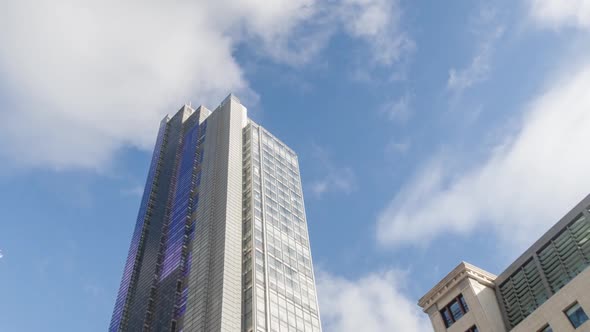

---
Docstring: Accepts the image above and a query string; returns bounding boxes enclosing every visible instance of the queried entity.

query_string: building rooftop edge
[160,94,299,157]
[417,261,497,311]
[495,193,590,285]
[162,93,239,122]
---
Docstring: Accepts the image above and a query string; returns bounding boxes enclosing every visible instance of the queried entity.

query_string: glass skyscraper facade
[241,123,321,332]
[109,95,322,332]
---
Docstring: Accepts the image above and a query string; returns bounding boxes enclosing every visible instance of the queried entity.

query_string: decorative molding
[418,262,497,311]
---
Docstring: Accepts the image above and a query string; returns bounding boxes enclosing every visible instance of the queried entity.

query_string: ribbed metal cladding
[499,259,549,328]
[497,201,590,329]
[183,96,244,331]
[537,213,590,293]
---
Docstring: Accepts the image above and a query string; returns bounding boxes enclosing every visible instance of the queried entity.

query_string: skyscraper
[110,95,322,332]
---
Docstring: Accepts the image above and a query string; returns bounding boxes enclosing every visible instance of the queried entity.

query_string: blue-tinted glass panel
[460,294,469,312]
[109,118,167,332]
[450,300,464,321]
[566,303,589,328]
[440,308,453,328]
[440,294,469,328]
[160,123,201,281]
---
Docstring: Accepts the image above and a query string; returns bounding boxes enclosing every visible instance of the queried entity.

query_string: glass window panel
[440,308,453,328]
[450,300,464,321]
[459,295,469,312]
[566,303,589,328]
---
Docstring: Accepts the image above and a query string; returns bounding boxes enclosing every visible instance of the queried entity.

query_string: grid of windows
[440,294,469,328]
[499,258,549,328]
[242,124,256,332]
[243,123,321,332]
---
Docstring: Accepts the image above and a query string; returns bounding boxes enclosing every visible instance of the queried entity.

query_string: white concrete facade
[184,95,244,331]
[419,262,506,332]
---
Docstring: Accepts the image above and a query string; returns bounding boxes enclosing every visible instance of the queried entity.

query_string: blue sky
[1,0,590,331]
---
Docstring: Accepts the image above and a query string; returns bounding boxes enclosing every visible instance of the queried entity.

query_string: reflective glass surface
[566,303,589,328]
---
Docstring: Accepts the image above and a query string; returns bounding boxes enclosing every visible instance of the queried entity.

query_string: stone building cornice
[418,262,497,312]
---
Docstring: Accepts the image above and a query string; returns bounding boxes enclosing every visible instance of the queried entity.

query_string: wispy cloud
[317,268,430,332]
[120,185,144,198]
[337,0,414,66]
[527,0,590,30]
[309,144,356,198]
[0,249,3,259]
[310,168,356,197]
[381,93,413,123]
[385,139,411,154]
[447,7,505,95]
[377,60,590,251]
[0,0,412,171]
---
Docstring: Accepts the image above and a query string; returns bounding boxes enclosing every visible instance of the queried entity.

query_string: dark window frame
[537,324,553,332]
[465,325,478,332]
[440,293,469,328]
[564,302,589,329]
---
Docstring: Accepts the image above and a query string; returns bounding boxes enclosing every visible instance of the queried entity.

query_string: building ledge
[418,261,497,311]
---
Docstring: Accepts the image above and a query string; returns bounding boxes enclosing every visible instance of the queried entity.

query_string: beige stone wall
[426,277,506,332]
[469,279,506,332]
[510,267,590,332]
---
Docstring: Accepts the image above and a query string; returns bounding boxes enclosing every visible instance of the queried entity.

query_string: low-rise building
[418,194,590,332]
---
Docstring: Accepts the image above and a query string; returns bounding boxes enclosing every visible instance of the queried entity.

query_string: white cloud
[0,249,3,259]
[337,0,414,66]
[0,0,248,169]
[317,269,430,332]
[0,0,411,170]
[381,93,412,123]
[309,145,356,198]
[528,0,590,29]
[447,8,504,94]
[310,167,356,197]
[378,61,590,251]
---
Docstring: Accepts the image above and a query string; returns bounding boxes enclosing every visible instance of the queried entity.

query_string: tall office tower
[109,95,322,332]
